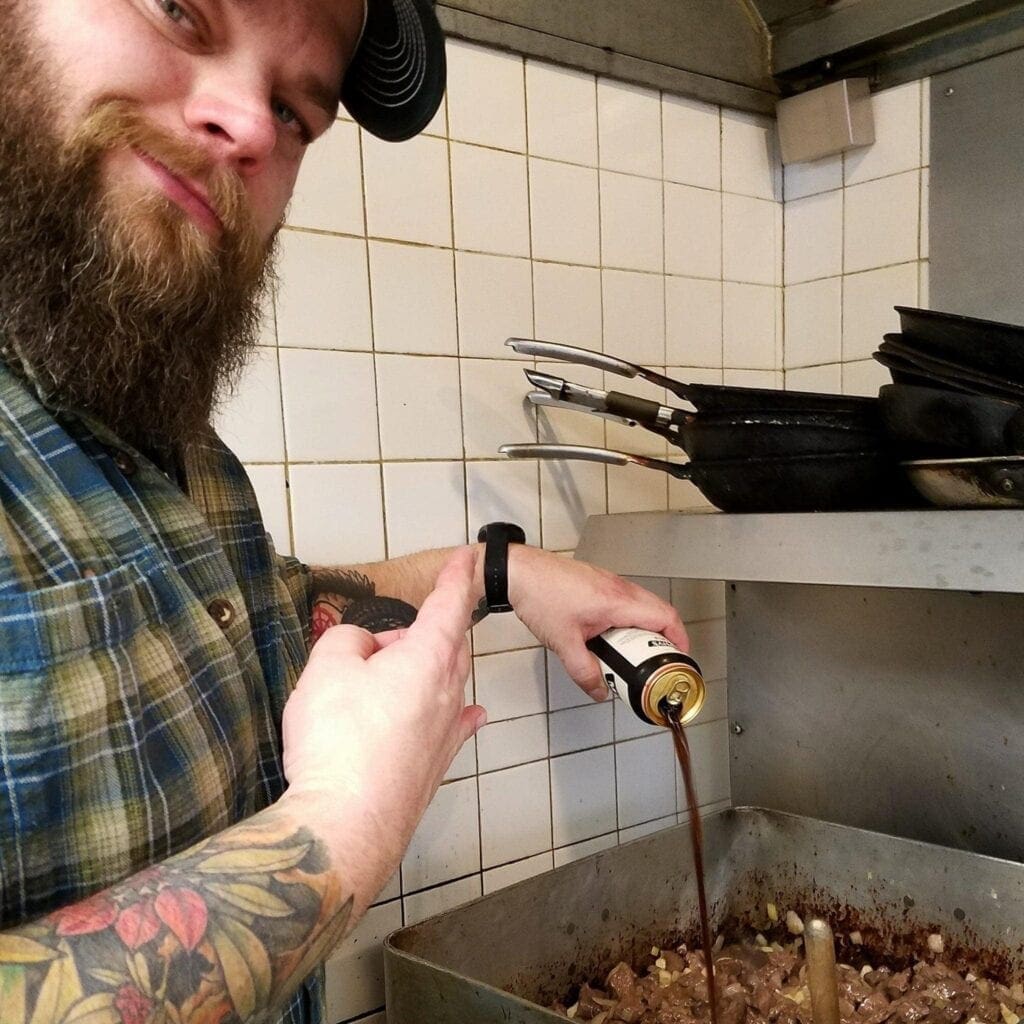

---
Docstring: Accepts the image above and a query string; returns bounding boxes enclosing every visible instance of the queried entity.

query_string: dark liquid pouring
[667,708,719,1024]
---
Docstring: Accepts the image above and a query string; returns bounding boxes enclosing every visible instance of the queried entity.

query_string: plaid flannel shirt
[0,361,322,1024]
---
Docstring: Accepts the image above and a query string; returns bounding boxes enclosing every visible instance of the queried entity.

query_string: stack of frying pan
[500,339,921,513]
[874,307,1024,508]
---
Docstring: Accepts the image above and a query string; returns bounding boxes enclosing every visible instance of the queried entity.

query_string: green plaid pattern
[0,362,322,1024]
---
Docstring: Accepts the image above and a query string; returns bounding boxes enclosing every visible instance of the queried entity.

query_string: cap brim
[341,0,446,143]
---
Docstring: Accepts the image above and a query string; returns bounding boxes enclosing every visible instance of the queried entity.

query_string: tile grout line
[592,75,622,839]
[266,292,298,558]
[521,53,563,865]
[357,129,391,571]
[443,85,489,907]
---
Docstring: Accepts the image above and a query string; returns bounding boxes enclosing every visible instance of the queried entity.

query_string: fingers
[407,546,478,652]
[307,623,379,665]
[372,628,409,649]
[557,642,611,703]
[608,591,690,653]
[661,619,689,652]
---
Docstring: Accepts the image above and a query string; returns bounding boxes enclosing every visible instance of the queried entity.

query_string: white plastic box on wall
[777,79,875,165]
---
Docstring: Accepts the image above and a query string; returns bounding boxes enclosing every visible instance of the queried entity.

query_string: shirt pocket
[0,562,147,673]
[0,562,258,924]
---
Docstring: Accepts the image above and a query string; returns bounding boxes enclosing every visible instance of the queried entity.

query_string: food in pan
[551,912,1023,1024]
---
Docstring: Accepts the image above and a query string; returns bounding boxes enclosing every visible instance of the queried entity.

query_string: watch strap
[476,521,525,614]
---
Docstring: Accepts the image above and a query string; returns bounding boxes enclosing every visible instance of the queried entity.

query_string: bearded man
[0,2,690,1022]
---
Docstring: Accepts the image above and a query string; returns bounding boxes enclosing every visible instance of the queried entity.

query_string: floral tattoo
[0,815,351,1024]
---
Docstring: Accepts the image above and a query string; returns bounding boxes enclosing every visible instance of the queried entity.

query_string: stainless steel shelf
[575,509,1024,593]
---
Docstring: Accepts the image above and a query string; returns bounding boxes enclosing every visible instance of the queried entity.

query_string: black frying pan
[507,338,877,416]
[500,444,921,513]
[526,373,885,460]
[903,456,1024,508]
[897,306,1024,382]
[873,347,1023,400]
[881,335,1024,399]
[679,410,888,461]
[880,384,1024,455]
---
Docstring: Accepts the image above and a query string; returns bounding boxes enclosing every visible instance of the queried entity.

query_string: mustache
[62,99,255,241]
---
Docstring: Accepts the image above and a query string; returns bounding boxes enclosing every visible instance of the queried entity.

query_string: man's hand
[280,546,486,913]
[506,546,689,703]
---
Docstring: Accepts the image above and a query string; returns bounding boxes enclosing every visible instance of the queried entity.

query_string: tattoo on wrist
[470,596,489,626]
[311,569,377,644]
[1,814,351,1024]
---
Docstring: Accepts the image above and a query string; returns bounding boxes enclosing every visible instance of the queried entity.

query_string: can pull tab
[660,689,686,716]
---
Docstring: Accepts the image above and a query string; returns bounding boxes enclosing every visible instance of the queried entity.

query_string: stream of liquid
[668,708,719,1024]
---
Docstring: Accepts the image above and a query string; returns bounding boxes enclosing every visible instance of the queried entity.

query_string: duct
[436,0,778,116]
[437,0,1024,118]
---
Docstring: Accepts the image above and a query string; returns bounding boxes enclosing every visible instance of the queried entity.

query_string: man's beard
[0,14,276,453]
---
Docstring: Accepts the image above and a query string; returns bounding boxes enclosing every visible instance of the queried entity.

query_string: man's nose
[183,76,278,175]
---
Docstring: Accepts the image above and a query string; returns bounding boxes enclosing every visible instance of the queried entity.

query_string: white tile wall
[215,39,946,1024]
[782,79,930,394]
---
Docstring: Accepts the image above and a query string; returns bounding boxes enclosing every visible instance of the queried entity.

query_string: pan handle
[507,338,642,378]
[499,443,693,480]
[508,337,696,403]
[527,392,637,426]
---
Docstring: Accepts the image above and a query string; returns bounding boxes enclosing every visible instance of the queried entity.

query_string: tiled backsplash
[782,79,930,396]
[214,35,927,1022]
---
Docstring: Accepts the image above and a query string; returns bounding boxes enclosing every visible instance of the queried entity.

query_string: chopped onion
[767,902,779,923]
[927,933,945,954]
[786,910,805,935]
[1001,1004,1021,1024]
[849,931,863,945]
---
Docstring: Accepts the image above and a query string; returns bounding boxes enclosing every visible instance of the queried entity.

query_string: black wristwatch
[476,522,526,614]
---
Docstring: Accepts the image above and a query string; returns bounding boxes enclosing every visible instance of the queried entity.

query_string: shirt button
[112,450,137,476]
[208,599,236,629]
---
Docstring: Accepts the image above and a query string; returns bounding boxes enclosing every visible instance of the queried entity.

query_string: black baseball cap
[341,0,447,143]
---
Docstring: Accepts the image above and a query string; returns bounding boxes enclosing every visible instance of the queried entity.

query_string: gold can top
[643,664,706,728]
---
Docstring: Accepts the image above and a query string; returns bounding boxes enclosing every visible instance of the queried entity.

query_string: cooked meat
[553,926,1022,1024]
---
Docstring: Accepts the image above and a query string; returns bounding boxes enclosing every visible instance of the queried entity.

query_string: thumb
[458,704,488,744]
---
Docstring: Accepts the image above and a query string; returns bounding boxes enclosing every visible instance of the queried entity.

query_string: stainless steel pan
[385,808,1024,1024]
[903,456,1024,508]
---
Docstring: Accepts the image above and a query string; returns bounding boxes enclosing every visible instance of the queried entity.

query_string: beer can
[586,627,705,727]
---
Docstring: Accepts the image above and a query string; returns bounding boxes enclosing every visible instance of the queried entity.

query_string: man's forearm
[0,799,354,1024]
[311,546,489,638]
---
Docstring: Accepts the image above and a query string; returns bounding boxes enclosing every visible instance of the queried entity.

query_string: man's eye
[158,0,193,24]
[273,100,309,139]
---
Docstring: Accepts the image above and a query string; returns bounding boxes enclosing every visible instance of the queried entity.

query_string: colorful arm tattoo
[309,569,420,641]
[310,568,376,643]
[0,812,351,1024]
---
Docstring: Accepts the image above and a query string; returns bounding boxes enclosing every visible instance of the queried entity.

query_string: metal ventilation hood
[438,0,1024,116]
